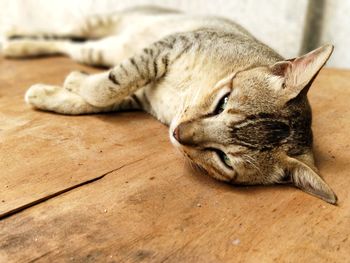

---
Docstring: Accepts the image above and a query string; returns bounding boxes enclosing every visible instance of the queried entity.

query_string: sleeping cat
[2,6,337,204]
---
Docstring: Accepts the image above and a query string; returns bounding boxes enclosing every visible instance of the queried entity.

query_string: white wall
[0,0,348,68]
[321,0,350,69]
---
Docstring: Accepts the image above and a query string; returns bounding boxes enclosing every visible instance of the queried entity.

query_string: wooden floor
[0,57,349,262]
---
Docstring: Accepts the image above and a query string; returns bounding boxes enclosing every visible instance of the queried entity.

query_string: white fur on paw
[63,71,88,94]
[25,83,97,115]
[25,84,61,107]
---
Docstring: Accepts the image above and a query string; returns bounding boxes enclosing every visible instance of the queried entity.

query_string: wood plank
[0,58,349,262]
[0,57,170,218]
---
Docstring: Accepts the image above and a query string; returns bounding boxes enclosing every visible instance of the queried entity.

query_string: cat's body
[4,6,277,123]
[2,6,337,204]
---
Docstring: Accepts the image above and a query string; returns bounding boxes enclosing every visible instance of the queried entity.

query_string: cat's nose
[173,120,229,146]
[173,126,180,141]
[172,122,196,145]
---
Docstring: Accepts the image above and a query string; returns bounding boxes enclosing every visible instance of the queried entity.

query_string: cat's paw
[25,84,61,108]
[25,83,99,115]
[63,71,89,94]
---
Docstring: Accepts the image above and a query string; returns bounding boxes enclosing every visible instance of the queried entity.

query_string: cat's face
[170,45,338,204]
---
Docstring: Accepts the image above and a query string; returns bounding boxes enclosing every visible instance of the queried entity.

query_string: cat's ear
[270,44,334,101]
[281,155,338,204]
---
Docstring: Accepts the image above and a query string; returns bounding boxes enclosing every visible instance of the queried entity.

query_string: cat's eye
[214,93,230,115]
[217,150,233,168]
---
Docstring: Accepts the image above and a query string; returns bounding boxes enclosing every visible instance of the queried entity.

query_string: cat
[2,6,337,204]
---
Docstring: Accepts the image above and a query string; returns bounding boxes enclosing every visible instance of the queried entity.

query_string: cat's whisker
[184,156,207,175]
[191,85,203,106]
[242,154,262,176]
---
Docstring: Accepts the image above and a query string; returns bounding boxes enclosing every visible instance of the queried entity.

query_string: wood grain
[0,57,349,262]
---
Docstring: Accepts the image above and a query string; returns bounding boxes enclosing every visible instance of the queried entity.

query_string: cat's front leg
[61,31,199,108]
[25,33,192,114]
[61,38,173,107]
[25,83,144,115]
[25,66,142,114]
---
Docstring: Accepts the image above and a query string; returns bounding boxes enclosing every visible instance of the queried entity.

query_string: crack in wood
[27,249,57,263]
[0,157,146,220]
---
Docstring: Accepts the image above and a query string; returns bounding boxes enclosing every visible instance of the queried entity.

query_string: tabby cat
[2,6,337,204]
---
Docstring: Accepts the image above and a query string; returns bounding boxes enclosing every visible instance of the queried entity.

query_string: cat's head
[170,45,337,204]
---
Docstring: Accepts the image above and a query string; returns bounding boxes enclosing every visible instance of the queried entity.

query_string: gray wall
[0,0,349,68]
